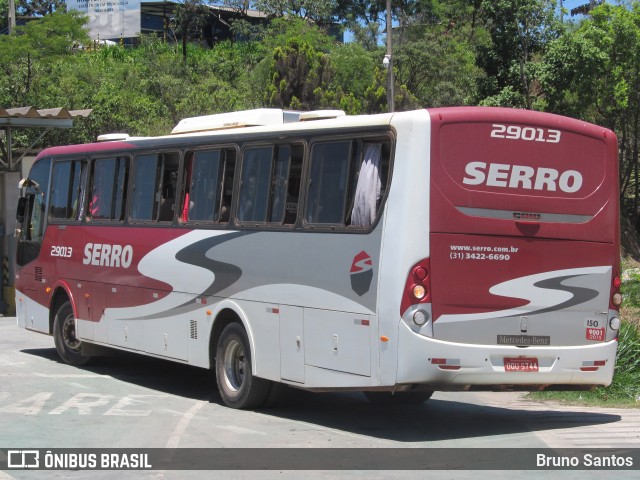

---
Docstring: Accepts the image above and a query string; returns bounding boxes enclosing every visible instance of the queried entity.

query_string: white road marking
[215,425,268,435]
[165,400,208,448]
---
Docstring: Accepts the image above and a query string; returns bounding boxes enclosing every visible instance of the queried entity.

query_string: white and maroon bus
[15,107,621,408]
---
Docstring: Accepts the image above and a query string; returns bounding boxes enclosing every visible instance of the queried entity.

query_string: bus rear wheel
[364,390,433,405]
[215,322,270,409]
[53,300,91,366]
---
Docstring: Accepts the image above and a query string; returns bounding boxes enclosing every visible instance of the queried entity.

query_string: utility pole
[8,0,16,34]
[385,0,394,112]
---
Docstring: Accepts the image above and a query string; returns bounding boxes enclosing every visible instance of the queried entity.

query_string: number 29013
[51,246,73,258]
[491,124,561,143]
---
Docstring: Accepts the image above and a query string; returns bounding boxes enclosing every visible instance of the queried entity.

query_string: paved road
[0,316,638,479]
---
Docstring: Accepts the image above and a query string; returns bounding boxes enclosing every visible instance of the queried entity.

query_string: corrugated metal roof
[0,107,93,171]
[0,107,92,127]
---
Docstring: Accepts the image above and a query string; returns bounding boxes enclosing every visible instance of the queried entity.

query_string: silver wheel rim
[62,313,80,351]
[223,338,245,393]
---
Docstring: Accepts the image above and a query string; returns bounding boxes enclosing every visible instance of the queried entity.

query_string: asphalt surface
[0,316,638,479]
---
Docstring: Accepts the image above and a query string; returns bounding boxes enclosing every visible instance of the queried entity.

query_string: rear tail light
[400,259,431,316]
[612,293,622,307]
[611,274,622,309]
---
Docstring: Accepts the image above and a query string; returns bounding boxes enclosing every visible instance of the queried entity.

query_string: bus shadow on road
[23,346,623,443]
[22,346,218,402]
[260,390,623,442]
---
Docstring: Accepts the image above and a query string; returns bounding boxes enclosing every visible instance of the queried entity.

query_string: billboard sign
[67,0,141,40]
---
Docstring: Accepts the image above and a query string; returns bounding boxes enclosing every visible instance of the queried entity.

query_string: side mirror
[16,197,27,223]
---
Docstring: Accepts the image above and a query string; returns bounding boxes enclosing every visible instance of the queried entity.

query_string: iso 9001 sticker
[586,327,605,341]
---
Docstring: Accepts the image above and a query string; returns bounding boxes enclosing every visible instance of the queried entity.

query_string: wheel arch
[208,301,256,370]
[49,281,75,334]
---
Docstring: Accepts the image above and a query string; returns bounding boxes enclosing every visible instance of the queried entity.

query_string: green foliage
[266,36,333,110]
[0,0,8,32]
[329,42,375,99]
[539,4,640,224]
[173,0,210,62]
[253,0,337,26]
[395,24,482,107]
[622,267,640,308]
[476,0,560,108]
[262,16,336,53]
[16,0,65,16]
[616,320,640,377]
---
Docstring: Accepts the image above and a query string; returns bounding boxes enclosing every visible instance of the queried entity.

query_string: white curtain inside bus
[350,143,382,227]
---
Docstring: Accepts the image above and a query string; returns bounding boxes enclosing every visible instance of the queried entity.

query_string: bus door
[15,158,52,333]
[428,108,619,348]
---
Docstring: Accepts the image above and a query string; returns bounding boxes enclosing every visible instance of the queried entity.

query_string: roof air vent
[298,110,346,121]
[171,108,285,134]
[97,133,130,142]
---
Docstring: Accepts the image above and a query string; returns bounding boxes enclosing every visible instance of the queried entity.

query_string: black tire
[364,390,433,405]
[53,300,91,366]
[215,322,270,409]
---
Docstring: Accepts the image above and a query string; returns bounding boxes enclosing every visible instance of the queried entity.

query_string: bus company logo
[462,161,583,193]
[350,251,373,296]
[83,243,133,269]
[8,450,39,468]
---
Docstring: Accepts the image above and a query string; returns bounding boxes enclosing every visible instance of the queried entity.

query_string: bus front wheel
[53,301,91,366]
[215,322,270,409]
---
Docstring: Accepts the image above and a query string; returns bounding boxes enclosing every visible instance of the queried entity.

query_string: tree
[253,0,338,26]
[0,11,89,105]
[266,36,333,109]
[476,0,559,108]
[0,0,8,32]
[16,0,65,16]
[173,0,210,62]
[539,3,640,226]
[395,25,482,108]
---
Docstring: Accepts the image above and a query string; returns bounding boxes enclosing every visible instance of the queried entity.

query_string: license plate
[504,357,538,372]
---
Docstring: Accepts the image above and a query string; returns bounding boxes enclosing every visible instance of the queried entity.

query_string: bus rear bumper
[396,322,617,389]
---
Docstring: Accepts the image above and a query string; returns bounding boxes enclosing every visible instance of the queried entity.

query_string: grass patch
[527,258,640,408]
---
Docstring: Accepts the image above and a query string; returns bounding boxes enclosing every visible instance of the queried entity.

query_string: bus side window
[49,159,87,221]
[182,149,224,223]
[114,157,129,221]
[131,154,159,221]
[305,141,351,225]
[130,152,178,222]
[283,145,303,225]
[158,153,179,222]
[269,144,302,225]
[89,156,128,222]
[238,146,272,223]
[219,150,235,223]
